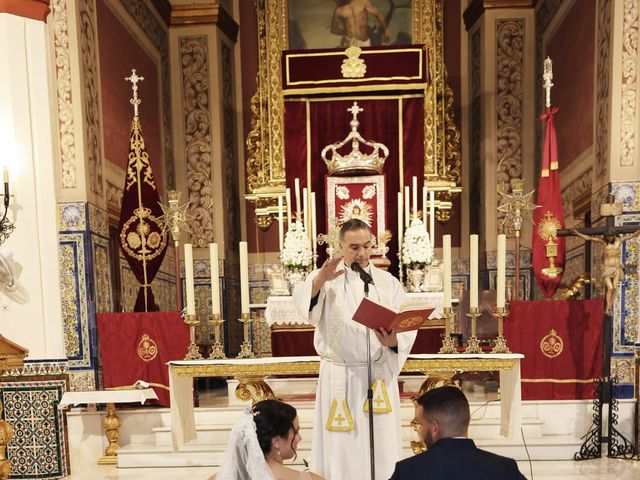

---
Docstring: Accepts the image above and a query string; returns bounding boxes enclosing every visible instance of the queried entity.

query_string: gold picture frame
[245,0,461,229]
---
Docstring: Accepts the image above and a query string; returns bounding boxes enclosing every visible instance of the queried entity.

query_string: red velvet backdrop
[505,300,604,400]
[285,97,424,274]
[97,312,189,406]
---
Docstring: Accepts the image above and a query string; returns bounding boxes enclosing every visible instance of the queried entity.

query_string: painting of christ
[288,0,413,50]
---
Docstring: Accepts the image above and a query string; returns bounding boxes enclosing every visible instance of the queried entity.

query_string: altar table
[266,292,452,356]
[59,388,158,464]
[168,353,523,450]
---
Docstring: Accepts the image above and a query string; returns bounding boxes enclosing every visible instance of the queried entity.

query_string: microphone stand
[363,278,375,480]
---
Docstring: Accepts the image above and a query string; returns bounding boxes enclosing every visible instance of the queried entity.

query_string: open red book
[352,297,436,333]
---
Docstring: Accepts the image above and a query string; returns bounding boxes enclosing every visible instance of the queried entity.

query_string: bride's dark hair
[252,399,298,459]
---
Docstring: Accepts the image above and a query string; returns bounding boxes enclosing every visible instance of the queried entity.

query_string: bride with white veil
[217,400,324,480]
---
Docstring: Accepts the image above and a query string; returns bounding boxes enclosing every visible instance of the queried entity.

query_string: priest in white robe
[293,219,417,480]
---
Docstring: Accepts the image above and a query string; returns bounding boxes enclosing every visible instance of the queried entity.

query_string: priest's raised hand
[311,256,344,298]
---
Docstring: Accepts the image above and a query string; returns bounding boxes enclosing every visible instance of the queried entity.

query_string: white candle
[429,191,435,243]
[497,234,506,308]
[277,195,284,252]
[285,188,292,227]
[294,178,301,223]
[184,244,196,315]
[303,187,308,233]
[404,186,410,225]
[397,192,404,249]
[311,192,317,262]
[412,176,417,217]
[470,234,479,309]
[443,234,452,308]
[239,241,250,314]
[422,185,427,227]
[210,243,220,316]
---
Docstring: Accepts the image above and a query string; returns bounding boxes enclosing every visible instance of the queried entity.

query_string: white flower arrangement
[281,221,313,270]
[402,218,433,268]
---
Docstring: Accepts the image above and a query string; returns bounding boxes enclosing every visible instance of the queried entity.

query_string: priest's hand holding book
[353,297,436,338]
[374,326,398,348]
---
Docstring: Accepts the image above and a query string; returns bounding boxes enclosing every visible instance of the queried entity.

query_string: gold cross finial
[543,57,553,108]
[125,69,144,117]
[348,102,363,120]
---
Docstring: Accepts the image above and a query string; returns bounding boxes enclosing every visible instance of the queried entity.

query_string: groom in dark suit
[389,386,526,480]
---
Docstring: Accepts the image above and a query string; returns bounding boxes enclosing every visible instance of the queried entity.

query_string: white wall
[0,13,65,359]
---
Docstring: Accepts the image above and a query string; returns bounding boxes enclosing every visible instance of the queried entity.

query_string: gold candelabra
[237,313,254,358]
[183,314,203,360]
[491,306,511,353]
[464,307,482,354]
[438,307,457,354]
[210,313,226,359]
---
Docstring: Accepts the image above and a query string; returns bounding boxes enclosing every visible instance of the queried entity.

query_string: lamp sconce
[0,166,14,246]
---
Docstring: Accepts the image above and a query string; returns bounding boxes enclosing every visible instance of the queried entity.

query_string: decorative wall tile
[611,357,635,384]
[616,212,640,353]
[68,370,96,391]
[58,203,86,232]
[59,234,92,369]
[0,360,68,378]
[0,376,69,478]
[612,180,640,212]
[92,234,112,313]
[87,202,108,237]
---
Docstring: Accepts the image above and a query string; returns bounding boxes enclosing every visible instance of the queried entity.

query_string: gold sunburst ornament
[339,199,372,226]
[538,211,563,278]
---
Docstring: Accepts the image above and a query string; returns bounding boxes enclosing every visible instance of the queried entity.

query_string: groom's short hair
[339,218,371,241]
[417,386,470,437]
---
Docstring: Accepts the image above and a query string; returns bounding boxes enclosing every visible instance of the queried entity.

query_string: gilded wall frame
[246,0,461,227]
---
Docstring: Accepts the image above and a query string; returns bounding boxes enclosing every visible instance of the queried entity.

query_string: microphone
[351,261,374,285]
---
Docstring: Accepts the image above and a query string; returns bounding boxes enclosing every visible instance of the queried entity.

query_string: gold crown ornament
[321,102,388,176]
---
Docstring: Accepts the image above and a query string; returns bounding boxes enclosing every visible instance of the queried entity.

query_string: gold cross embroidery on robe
[326,399,355,432]
[363,380,392,414]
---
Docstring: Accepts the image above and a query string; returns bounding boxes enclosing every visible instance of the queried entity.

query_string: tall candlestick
[470,234,479,309]
[422,185,427,227]
[3,166,8,198]
[429,191,435,243]
[210,243,220,316]
[239,241,250,314]
[404,186,410,225]
[443,234,452,308]
[303,187,308,233]
[184,244,196,315]
[285,188,292,227]
[277,196,284,252]
[497,234,506,308]
[294,178,301,222]
[397,192,404,249]
[311,192,317,262]
[412,176,417,217]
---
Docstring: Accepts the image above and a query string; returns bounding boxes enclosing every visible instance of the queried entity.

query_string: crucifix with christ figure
[557,195,640,318]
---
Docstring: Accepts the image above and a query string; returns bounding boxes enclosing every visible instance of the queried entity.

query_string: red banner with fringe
[97,312,188,406]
